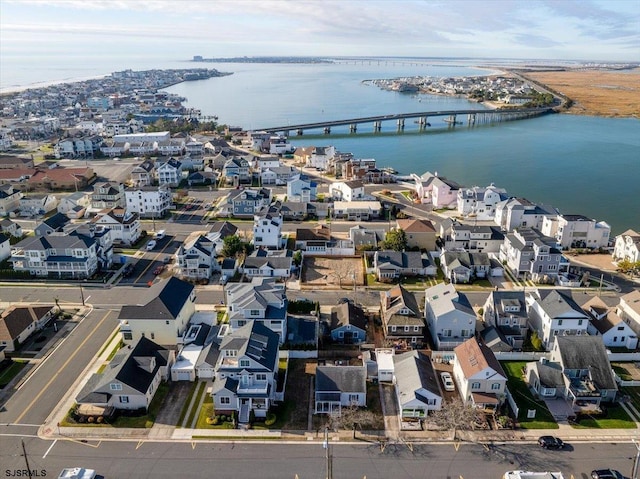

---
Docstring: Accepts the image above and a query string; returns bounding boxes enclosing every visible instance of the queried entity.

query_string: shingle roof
[331,302,367,331]
[118,277,194,320]
[0,305,53,342]
[315,365,366,393]
[555,335,617,390]
[393,350,442,400]
[454,337,506,380]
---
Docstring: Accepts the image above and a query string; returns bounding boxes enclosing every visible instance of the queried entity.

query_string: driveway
[379,382,400,441]
[154,381,193,427]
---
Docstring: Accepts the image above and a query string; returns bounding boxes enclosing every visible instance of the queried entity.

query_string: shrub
[264,413,277,426]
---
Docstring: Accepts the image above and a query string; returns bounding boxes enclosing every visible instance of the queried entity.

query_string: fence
[505,386,519,419]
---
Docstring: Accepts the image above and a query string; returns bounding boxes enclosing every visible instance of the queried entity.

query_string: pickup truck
[58,468,96,479]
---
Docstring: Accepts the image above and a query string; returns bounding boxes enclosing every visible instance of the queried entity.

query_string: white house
[0,233,10,262]
[499,227,568,281]
[307,145,335,170]
[57,191,90,217]
[453,337,507,410]
[252,211,284,249]
[541,214,611,250]
[118,277,196,347]
[583,296,638,349]
[613,229,640,263]
[457,184,507,220]
[156,158,183,187]
[91,208,141,245]
[287,174,317,202]
[526,289,590,349]
[616,290,640,337]
[0,184,23,216]
[175,232,218,280]
[332,201,381,221]
[330,180,365,202]
[394,350,443,419]
[494,197,558,232]
[241,249,292,280]
[424,283,476,350]
[125,185,173,218]
[0,305,54,352]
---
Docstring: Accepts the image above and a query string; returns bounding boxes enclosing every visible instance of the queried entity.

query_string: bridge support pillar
[468,114,476,124]
[323,127,331,134]
[397,119,404,130]
[350,124,357,133]
[296,129,304,136]
[373,121,381,132]
[283,130,290,137]
[418,117,430,130]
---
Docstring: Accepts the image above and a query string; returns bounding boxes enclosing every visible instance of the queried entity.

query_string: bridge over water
[256,107,553,135]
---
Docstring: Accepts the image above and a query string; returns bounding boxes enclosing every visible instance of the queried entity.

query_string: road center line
[14,310,113,424]
[43,439,57,458]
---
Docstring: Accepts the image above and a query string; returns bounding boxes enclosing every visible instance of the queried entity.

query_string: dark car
[122,263,134,278]
[591,470,624,479]
[537,435,564,449]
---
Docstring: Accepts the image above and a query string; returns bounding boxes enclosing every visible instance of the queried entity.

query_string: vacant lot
[526,69,640,118]
[302,256,365,287]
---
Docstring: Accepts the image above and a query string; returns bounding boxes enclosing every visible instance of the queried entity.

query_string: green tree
[530,330,543,351]
[221,235,247,258]
[383,228,407,252]
[292,250,302,267]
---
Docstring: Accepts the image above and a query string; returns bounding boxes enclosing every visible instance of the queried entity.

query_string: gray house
[227,188,271,217]
[314,365,367,415]
[380,284,425,347]
[374,250,437,281]
[482,291,529,350]
[394,350,443,420]
[330,302,367,344]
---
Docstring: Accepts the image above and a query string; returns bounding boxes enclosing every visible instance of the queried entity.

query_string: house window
[250,310,260,316]
[348,394,359,403]
[122,332,133,341]
[471,382,481,390]
[150,332,155,340]
[404,326,410,332]
[240,359,250,368]
[558,319,563,326]
[391,325,397,332]
[110,383,122,391]
[491,383,501,390]
[414,326,420,332]
[220,397,230,405]
[578,320,583,326]
[338,331,344,338]
[119,396,129,403]
[256,373,267,381]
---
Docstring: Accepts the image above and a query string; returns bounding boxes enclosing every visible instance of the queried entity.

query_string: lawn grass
[105,339,124,361]
[177,381,200,427]
[97,329,121,357]
[571,405,637,429]
[612,364,633,381]
[184,382,207,428]
[195,395,234,429]
[110,381,171,428]
[622,386,640,413]
[500,361,558,430]
[0,361,27,387]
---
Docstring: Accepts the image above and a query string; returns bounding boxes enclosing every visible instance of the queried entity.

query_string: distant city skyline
[1,0,639,68]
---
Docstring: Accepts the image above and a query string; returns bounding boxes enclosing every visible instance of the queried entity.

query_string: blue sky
[1,0,639,62]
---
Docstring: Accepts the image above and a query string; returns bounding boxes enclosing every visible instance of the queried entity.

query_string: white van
[155,230,166,240]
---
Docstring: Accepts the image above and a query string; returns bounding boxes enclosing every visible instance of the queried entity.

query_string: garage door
[174,370,193,381]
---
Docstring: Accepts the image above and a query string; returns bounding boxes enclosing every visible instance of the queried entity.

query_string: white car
[440,372,455,392]
[58,468,96,479]
[146,240,157,251]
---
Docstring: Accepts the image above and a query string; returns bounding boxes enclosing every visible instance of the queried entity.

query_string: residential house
[293,146,314,166]
[125,185,172,218]
[412,171,437,204]
[91,208,141,245]
[20,194,58,216]
[424,283,476,350]
[613,229,640,263]
[225,277,288,343]
[222,157,251,185]
[349,225,385,251]
[394,350,443,419]
[525,336,618,415]
[380,284,424,347]
[267,135,294,155]
[583,296,638,349]
[118,277,196,347]
[34,212,70,237]
[75,337,173,415]
[91,182,126,210]
[57,191,90,218]
[314,365,367,415]
[10,231,101,278]
[372,348,395,382]
[482,291,529,350]
[332,201,381,221]
[0,184,22,216]
[456,184,508,220]
[494,197,558,232]
[227,188,271,217]
[526,290,590,349]
[374,250,436,281]
[26,166,95,191]
[211,321,280,423]
[500,227,568,281]
[262,166,297,186]
[241,249,292,280]
[187,170,217,186]
[452,337,507,410]
[440,251,492,283]
[156,157,183,187]
[0,156,33,169]
[439,220,505,253]
[252,211,284,249]
[306,146,335,170]
[175,232,218,280]
[0,305,54,352]
[129,160,155,187]
[287,174,317,202]
[0,233,9,261]
[0,218,22,238]
[330,180,365,202]
[396,219,437,251]
[295,225,355,256]
[280,201,308,220]
[431,175,462,209]
[541,214,611,250]
[330,302,367,344]
[156,138,186,157]
[617,290,640,336]
[252,155,280,171]
[209,221,239,254]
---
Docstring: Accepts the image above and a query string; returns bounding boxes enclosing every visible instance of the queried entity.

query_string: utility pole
[323,427,332,479]
[80,285,85,306]
[21,439,33,479]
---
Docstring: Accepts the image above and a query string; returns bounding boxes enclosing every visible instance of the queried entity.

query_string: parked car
[440,372,455,391]
[537,436,565,449]
[146,240,157,251]
[591,470,624,479]
[122,263,134,278]
[153,265,164,275]
[57,468,96,479]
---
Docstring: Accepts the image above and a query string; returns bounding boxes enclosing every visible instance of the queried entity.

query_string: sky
[1,0,639,64]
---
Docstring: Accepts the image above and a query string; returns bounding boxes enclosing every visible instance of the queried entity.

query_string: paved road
[0,438,636,479]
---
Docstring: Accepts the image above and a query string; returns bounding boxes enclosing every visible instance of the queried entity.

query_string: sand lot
[526,69,640,118]
[302,256,365,287]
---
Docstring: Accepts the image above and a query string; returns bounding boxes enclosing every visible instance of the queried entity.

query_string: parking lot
[118,235,178,286]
